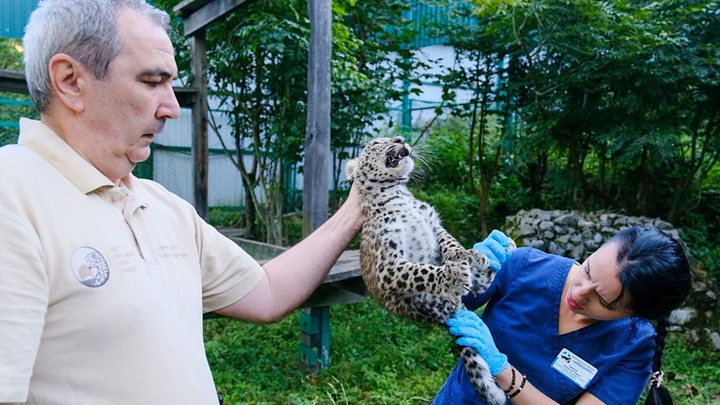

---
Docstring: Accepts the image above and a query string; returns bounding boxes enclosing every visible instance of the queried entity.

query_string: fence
[0,94,36,145]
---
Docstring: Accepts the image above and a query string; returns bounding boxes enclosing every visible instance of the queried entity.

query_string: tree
[154,0,424,244]
[431,1,514,236]
[441,0,720,224]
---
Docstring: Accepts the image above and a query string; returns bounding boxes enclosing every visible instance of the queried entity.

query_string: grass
[204,299,720,405]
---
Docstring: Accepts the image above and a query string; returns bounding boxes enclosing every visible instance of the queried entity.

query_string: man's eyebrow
[137,69,176,80]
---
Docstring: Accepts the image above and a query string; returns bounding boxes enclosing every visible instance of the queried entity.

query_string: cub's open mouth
[385,146,411,168]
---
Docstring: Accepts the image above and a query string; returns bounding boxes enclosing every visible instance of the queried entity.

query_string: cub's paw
[444,248,471,264]
[466,248,491,271]
[445,261,472,296]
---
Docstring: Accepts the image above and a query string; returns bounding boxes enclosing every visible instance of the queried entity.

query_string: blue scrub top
[433,248,656,405]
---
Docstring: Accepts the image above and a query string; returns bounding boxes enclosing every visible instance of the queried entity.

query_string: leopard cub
[346,136,505,405]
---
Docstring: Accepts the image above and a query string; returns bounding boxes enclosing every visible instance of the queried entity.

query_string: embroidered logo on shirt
[71,247,110,287]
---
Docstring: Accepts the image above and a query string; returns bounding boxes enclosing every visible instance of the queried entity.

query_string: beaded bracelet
[503,367,517,394]
[507,373,527,399]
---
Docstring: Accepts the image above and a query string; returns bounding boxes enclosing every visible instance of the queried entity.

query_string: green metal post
[299,306,331,372]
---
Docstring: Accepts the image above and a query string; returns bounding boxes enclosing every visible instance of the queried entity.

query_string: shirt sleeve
[0,215,48,402]
[193,214,265,313]
[585,320,656,405]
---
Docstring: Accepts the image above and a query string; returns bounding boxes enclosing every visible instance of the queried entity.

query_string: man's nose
[158,86,181,120]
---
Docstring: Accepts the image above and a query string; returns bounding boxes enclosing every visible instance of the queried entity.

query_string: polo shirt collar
[18,118,115,194]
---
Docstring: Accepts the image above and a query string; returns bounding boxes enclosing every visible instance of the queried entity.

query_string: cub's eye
[145,81,160,88]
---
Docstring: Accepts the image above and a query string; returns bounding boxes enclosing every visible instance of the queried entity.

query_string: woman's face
[566,242,632,321]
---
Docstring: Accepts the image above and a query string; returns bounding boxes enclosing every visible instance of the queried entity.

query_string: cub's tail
[459,346,506,405]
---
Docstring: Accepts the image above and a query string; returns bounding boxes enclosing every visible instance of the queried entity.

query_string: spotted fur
[346,136,506,405]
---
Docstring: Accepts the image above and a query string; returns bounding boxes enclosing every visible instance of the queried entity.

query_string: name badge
[551,348,598,389]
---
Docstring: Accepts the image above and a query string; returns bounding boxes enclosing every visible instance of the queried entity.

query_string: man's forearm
[215,188,363,323]
[261,192,363,313]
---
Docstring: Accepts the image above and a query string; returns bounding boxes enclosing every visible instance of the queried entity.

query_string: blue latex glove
[447,309,509,376]
[473,229,514,271]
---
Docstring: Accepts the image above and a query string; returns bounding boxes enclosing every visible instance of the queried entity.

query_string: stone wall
[504,209,679,261]
[503,209,719,351]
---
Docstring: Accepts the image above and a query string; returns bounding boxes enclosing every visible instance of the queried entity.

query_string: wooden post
[301,0,332,371]
[190,29,209,220]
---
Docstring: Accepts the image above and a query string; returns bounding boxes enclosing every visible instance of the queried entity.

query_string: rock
[522,238,545,249]
[706,290,716,302]
[584,240,599,250]
[539,221,554,231]
[518,225,536,237]
[548,241,564,256]
[555,213,580,227]
[669,308,696,326]
[710,331,720,351]
[570,245,585,260]
[577,219,595,229]
[655,220,674,230]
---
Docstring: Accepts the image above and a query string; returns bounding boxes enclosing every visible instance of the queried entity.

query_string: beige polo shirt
[0,119,264,404]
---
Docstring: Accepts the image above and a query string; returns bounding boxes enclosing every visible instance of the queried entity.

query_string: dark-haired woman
[433,226,692,405]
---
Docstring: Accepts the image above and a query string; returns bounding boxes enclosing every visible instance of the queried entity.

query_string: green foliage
[409,116,531,240]
[0,39,36,146]
[0,93,36,146]
[414,116,472,189]
[209,208,245,228]
[662,334,720,405]
[412,186,479,247]
[205,299,455,405]
[0,38,24,71]
[330,0,430,188]
[427,0,720,228]
[678,189,720,282]
[204,299,718,405]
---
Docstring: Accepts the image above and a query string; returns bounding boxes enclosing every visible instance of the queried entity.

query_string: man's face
[83,8,180,182]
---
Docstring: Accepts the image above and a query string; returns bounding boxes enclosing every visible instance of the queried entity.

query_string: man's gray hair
[22,0,170,113]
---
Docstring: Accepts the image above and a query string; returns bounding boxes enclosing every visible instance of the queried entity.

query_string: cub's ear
[345,158,358,181]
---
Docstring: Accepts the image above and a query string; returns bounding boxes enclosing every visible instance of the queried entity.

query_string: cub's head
[346,136,414,184]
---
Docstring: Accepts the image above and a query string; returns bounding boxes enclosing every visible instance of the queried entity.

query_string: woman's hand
[447,309,509,376]
[473,229,515,271]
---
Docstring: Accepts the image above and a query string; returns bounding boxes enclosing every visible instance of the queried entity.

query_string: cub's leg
[430,222,495,294]
[384,291,460,324]
[373,259,471,299]
[416,202,496,294]
[460,347,507,405]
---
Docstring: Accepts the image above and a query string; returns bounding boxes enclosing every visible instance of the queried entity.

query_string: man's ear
[47,53,88,113]
[345,158,358,181]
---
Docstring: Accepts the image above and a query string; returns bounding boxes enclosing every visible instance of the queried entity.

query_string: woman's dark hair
[607,226,693,405]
